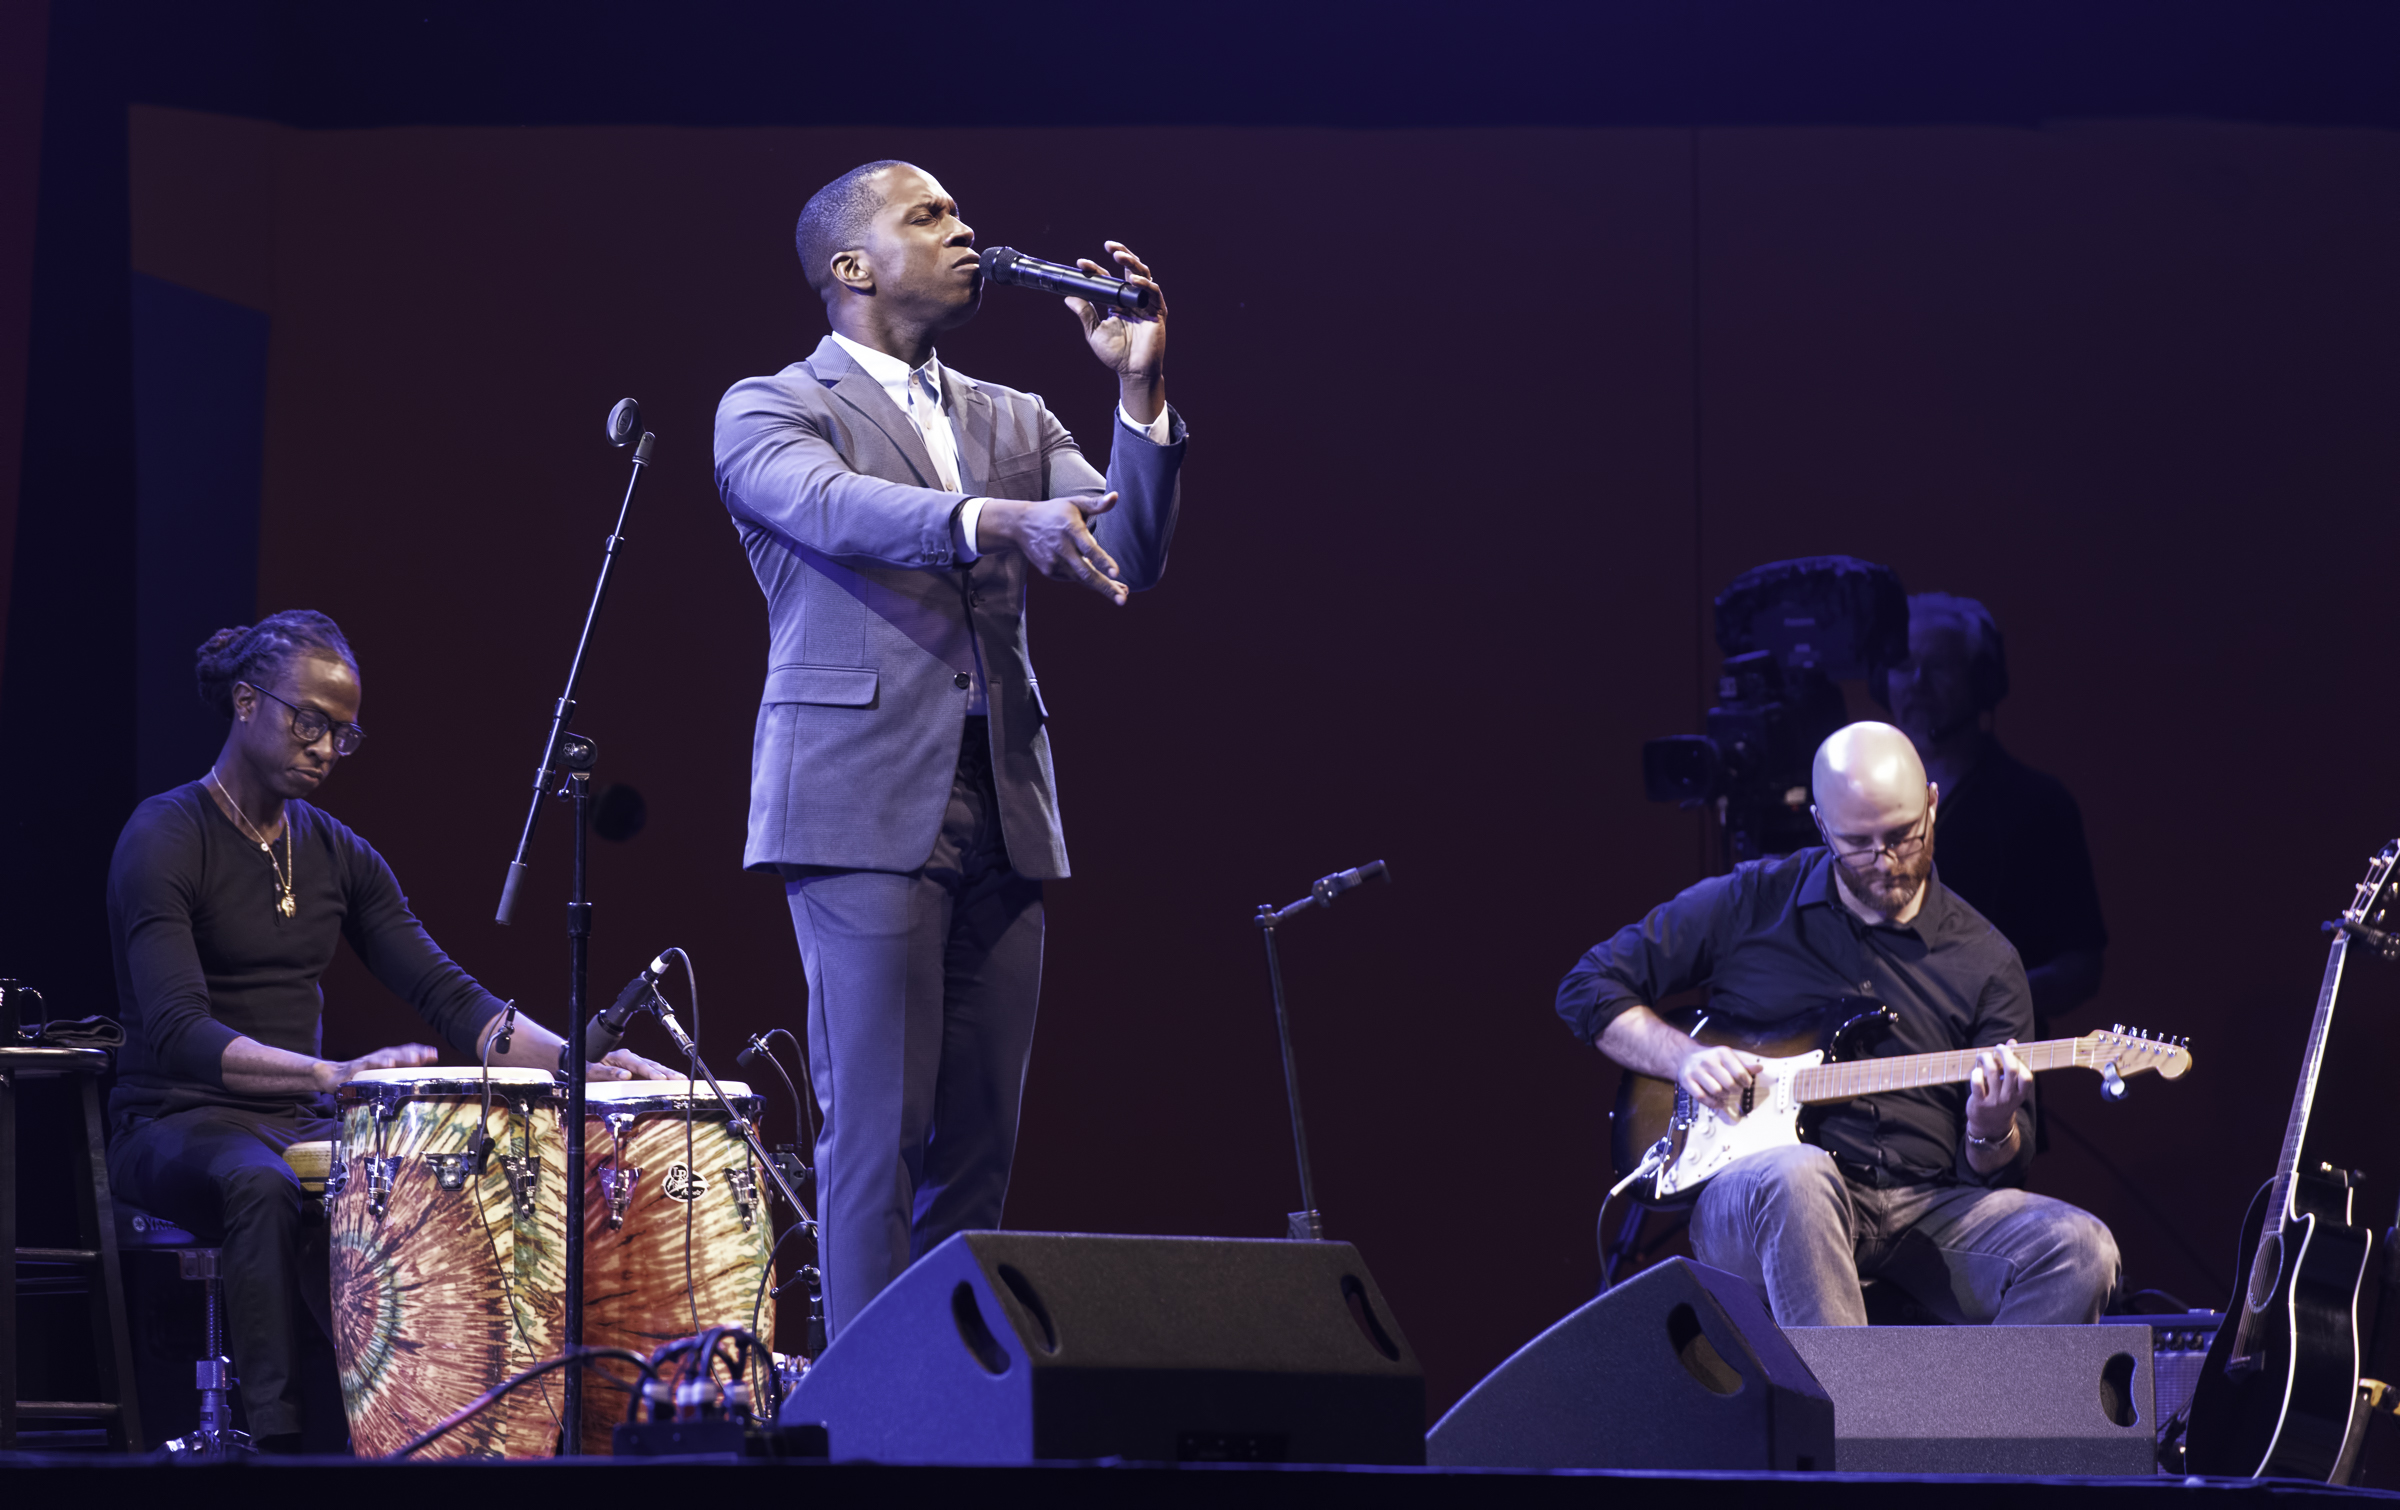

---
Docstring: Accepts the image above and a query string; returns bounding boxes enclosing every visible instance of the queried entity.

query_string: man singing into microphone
[713,161,1184,1337]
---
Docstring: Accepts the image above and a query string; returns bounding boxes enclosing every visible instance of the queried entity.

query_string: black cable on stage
[763,1025,818,1153]
[388,1346,654,1460]
[662,947,703,1337]
[751,1217,812,1341]
[739,1029,818,1349]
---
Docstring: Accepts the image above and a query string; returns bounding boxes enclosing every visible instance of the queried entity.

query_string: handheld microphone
[978,246,1155,314]
[561,951,673,1072]
[1311,859,1392,907]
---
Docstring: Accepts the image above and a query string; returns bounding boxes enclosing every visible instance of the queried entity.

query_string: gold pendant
[278,893,296,919]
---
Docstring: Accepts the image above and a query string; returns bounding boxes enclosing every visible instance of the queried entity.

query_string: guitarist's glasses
[1815,808,1933,871]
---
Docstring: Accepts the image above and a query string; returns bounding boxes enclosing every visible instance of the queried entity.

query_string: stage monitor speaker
[780,1231,1425,1465]
[1425,1258,1836,1471]
[1782,1323,2157,1475]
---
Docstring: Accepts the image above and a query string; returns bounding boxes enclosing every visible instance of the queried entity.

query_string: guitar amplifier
[2117,1312,2225,1427]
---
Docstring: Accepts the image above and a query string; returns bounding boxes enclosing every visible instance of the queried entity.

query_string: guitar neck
[2266,935,2351,1226]
[1792,1037,2086,1104]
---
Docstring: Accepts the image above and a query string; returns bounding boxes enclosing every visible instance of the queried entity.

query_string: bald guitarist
[1557,722,2120,1326]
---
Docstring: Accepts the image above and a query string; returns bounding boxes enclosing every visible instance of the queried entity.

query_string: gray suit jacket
[714,335,1184,880]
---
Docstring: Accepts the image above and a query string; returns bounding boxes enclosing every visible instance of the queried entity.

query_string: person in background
[1882,592,2107,1034]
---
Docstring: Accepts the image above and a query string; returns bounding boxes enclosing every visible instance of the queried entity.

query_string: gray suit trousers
[785,718,1044,1338]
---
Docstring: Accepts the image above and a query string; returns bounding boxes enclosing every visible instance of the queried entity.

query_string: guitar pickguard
[1652,1048,1826,1202]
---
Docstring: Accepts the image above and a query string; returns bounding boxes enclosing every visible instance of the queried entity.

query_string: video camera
[1642,556,1908,867]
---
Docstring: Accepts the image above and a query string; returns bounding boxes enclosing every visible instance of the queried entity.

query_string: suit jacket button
[954,673,971,689]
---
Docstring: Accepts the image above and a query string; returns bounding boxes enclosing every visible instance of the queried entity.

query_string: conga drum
[579,1079,779,1449]
[328,1067,566,1458]
[282,1138,335,1222]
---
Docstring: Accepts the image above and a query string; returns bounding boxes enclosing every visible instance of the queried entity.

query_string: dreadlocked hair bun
[194,610,357,719]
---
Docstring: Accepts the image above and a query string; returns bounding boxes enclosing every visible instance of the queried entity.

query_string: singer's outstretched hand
[1068,241,1166,426]
[977,491,1129,605]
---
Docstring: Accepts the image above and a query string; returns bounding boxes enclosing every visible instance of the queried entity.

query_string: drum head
[583,1078,757,1116]
[340,1065,558,1103]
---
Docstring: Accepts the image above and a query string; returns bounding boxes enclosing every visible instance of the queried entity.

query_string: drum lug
[600,1164,642,1230]
[364,1156,401,1221]
[424,1152,472,1192]
[324,1148,350,1198]
[498,1154,540,1221]
[725,1168,760,1232]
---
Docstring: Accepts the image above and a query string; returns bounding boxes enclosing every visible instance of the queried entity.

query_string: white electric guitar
[1610,1005,2193,1206]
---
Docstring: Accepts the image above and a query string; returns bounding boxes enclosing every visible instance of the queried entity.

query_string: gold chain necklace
[205,769,296,919]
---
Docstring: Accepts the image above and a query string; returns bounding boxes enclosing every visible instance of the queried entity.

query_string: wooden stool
[0,1046,142,1450]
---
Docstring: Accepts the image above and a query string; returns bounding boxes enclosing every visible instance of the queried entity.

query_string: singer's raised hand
[1068,241,1166,425]
[976,492,1129,605]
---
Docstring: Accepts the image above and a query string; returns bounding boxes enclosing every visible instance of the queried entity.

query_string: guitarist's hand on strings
[1964,1039,2031,1173]
[1679,1044,1762,1125]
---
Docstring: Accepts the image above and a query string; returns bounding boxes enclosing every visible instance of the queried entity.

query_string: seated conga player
[106,610,670,1451]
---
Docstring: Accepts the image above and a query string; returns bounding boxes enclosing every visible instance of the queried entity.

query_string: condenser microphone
[561,950,672,1071]
[1311,859,1392,906]
[978,246,1155,314]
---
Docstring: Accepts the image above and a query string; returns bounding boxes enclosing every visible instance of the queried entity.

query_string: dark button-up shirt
[1557,847,2035,1186]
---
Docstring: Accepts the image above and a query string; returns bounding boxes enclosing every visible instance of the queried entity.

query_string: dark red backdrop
[126,109,2400,1416]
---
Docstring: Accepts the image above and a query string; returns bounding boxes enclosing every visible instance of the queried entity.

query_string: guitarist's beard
[1832,831,1937,921]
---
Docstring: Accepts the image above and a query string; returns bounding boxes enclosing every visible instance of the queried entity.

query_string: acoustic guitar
[1609,1000,2192,1207]
[2183,837,2400,1481]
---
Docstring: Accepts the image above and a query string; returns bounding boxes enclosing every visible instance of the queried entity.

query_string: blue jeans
[1688,1144,2119,1326]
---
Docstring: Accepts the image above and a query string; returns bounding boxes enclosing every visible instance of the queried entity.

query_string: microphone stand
[631,992,822,1377]
[489,400,652,1454]
[1252,860,1391,1242]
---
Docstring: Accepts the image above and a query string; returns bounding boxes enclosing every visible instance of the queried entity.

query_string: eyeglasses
[1815,807,1930,871]
[247,683,367,756]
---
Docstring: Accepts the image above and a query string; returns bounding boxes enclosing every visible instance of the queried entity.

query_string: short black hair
[795,160,910,300]
[195,610,356,719]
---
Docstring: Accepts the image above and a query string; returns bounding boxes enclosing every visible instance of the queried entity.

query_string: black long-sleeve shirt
[106,781,506,1121]
[1556,847,2035,1186]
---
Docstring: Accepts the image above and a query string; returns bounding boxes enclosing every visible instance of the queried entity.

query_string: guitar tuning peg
[2112,1023,2125,1035]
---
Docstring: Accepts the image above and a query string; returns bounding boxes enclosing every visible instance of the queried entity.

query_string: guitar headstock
[2081,1026,2193,1081]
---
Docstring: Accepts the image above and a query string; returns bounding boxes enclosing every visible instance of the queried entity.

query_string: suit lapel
[805,336,944,489]
[946,371,997,497]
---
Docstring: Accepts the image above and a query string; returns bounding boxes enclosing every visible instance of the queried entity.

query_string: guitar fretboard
[1793,1037,2087,1104]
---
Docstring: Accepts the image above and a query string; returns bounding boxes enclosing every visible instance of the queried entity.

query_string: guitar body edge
[1608,1006,1835,1209]
[2186,1177,2372,1481]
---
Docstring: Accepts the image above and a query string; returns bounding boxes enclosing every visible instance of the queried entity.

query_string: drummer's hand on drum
[317,1042,439,1092]
[591,1047,680,1081]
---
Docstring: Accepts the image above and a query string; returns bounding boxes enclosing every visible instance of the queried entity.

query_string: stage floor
[2,1457,2398,1506]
